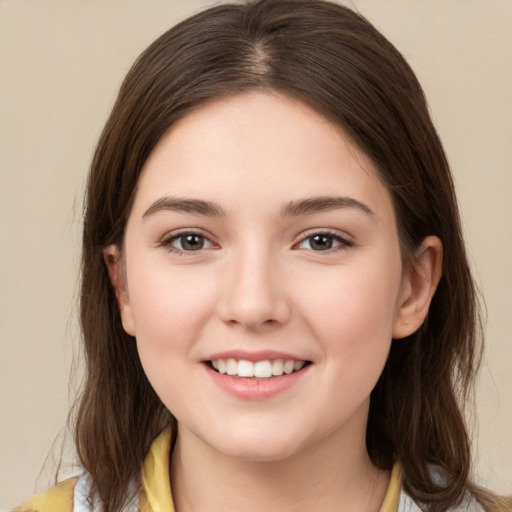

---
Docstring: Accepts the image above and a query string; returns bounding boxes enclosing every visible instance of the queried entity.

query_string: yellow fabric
[12,429,405,512]
[11,477,77,512]
[379,463,403,512]
[141,428,403,512]
[140,429,175,512]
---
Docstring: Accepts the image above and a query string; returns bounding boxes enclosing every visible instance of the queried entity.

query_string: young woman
[13,1,510,511]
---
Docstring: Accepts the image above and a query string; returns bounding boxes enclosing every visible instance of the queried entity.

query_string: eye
[297,233,352,251]
[162,232,215,252]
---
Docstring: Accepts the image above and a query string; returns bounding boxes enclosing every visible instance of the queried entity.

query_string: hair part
[76,1,488,511]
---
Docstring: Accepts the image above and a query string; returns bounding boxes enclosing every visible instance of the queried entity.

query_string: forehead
[132,92,395,223]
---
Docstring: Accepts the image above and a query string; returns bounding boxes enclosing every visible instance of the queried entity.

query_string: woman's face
[112,92,413,461]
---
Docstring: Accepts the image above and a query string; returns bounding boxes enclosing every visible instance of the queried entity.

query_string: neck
[170,418,390,512]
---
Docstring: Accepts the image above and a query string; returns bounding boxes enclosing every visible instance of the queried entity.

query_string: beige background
[1,0,511,508]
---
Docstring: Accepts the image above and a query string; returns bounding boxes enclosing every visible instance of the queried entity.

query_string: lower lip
[204,364,311,399]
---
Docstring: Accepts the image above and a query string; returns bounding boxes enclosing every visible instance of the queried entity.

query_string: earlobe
[393,236,443,339]
[103,245,136,336]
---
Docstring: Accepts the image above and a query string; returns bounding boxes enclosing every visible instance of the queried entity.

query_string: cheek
[295,265,401,424]
[129,260,215,329]
[296,257,402,371]
[126,262,217,378]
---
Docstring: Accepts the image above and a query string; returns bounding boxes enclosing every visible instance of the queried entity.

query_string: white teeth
[283,360,294,374]
[272,359,284,375]
[237,359,254,377]
[254,360,272,378]
[294,361,305,371]
[226,358,238,376]
[211,358,306,378]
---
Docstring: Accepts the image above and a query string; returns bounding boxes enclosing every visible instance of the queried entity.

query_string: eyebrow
[142,195,374,219]
[143,197,225,218]
[280,196,374,217]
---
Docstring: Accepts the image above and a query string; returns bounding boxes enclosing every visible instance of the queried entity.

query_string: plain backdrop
[1,0,511,509]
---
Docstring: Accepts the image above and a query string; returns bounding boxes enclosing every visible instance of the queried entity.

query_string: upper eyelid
[157,227,353,247]
[293,229,355,252]
[160,227,215,242]
[295,228,353,243]
[158,229,219,253]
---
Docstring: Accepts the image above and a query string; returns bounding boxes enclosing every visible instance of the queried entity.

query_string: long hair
[77,1,489,510]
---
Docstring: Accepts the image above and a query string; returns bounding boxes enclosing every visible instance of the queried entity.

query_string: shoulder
[11,474,99,512]
[398,464,512,512]
[11,477,78,512]
[399,488,511,512]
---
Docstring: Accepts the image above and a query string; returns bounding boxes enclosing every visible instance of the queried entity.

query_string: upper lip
[206,350,309,362]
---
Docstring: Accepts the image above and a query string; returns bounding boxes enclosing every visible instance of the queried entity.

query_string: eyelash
[159,230,217,255]
[159,229,353,255]
[294,230,353,253]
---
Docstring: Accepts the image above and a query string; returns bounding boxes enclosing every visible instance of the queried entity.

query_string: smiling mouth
[207,358,311,379]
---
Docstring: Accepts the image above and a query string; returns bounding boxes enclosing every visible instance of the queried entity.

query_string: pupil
[311,235,332,250]
[183,234,203,250]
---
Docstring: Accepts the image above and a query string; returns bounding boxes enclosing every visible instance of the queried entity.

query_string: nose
[216,246,290,330]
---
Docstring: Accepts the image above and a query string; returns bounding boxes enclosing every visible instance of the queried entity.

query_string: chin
[201,424,311,463]
[216,440,303,462]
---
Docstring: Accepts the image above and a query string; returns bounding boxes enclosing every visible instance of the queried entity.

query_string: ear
[103,245,136,336]
[393,236,443,339]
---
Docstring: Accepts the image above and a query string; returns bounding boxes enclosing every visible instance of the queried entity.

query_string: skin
[105,92,442,512]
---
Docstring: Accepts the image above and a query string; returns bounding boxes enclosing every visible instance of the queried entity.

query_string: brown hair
[76,1,494,510]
